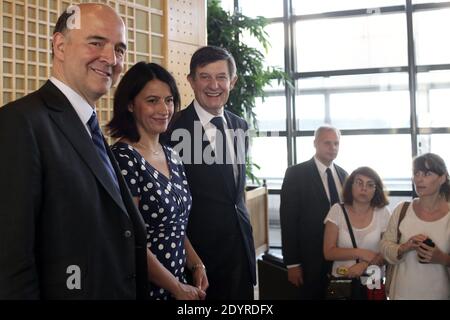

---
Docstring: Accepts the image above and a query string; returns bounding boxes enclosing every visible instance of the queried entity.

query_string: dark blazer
[0,81,148,299]
[167,103,256,299]
[280,157,347,299]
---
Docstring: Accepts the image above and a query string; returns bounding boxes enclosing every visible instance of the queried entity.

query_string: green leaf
[207,0,292,184]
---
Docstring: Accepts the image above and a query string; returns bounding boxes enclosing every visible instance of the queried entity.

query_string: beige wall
[0,0,206,124]
[167,0,207,108]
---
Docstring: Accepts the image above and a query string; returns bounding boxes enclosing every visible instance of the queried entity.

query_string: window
[296,134,413,191]
[418,134,450,163]
[337,134,413,191]
[297,73,410,130]
[219,0,235,13]
[251,136,287,186]
[241,23,284,70]
[412,0,449,4]
[293,0,405,15]
[417,75,450,128]
[254,96,287,131]
[295,13,407,72]
[330,90,410,129]
[239,0,283,18]
[414,8,450,65]
[220,0,450,252]
[295,94,325,130]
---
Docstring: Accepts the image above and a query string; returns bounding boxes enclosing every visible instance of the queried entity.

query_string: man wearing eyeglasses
[280,125,348,299]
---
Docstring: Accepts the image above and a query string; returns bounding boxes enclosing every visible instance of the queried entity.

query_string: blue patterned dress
[111,142,192,300]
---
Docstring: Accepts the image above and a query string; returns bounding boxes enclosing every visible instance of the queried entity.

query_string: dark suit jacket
[280,157,347,298]
[0,81,148,299]
[167,103,256,292]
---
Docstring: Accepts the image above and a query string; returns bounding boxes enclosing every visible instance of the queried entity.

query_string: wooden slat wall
[0,0,206,124]
[167,0,207,108]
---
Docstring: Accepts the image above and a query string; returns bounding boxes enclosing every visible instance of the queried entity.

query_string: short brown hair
[189,45,236,78]
[343,166,389,208]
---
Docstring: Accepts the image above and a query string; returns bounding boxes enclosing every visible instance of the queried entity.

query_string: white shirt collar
[49,76,95,128]
[314,155,335,175]
[193,100,227,127]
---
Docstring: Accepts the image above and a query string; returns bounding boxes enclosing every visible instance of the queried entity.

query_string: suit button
[127,273,136,280]
[124,230,132,238]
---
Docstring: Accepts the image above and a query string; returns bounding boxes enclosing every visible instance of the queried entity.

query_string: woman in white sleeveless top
[324,166,390,299]
[381,153,450,300]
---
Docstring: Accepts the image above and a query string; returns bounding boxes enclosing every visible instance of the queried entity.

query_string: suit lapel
[182,103,212,163]
[40,81,127,215]
[186,104,237,200]
[335,165,346,186]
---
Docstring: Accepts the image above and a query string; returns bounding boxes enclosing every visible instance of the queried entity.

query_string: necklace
[134,142,161,156]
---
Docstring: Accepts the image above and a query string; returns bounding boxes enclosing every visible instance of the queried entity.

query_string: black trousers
[203,236,254,300]
[297,261,332,299]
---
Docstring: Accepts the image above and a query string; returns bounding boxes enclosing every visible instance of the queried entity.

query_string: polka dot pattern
[111,142,192,300]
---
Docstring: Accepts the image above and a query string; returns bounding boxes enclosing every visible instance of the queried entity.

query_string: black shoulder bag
[325,204,367,300]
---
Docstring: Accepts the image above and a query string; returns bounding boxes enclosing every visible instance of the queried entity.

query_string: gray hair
[314,124,341,140]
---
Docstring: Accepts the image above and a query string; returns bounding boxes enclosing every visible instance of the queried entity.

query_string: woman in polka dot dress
[108,62,208,300]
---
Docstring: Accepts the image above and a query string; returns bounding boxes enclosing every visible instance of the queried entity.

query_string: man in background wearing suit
[280,125,348,299]
[0,4,148,299]
[167,46,256,300]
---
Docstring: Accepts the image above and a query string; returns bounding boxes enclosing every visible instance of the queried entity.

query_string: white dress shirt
[49,76,96,137]
[314,156,343,203]
[193,100,238,185]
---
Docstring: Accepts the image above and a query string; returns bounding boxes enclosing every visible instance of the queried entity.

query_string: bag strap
[340,204,359,264]
[396,201,410,244]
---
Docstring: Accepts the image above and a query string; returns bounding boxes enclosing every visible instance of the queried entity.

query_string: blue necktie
[326,167,339,205]
[210,116,236,192]
[87,111,120,191]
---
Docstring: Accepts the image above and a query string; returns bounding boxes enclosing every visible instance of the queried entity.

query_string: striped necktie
[87,111,120,191]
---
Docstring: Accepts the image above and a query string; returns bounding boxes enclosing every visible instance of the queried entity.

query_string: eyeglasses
[353,179,376,190]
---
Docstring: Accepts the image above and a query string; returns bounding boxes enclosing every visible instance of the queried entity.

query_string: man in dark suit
[0,4,148,299]
[167,46,256,300]
[280,125,347,299]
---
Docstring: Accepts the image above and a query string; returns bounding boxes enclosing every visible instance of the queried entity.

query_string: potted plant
[207,0,290,254]
[207,0,289,185]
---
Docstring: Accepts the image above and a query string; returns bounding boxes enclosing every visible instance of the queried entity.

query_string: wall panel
[1,0,206,131]
[167,0,206,107]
